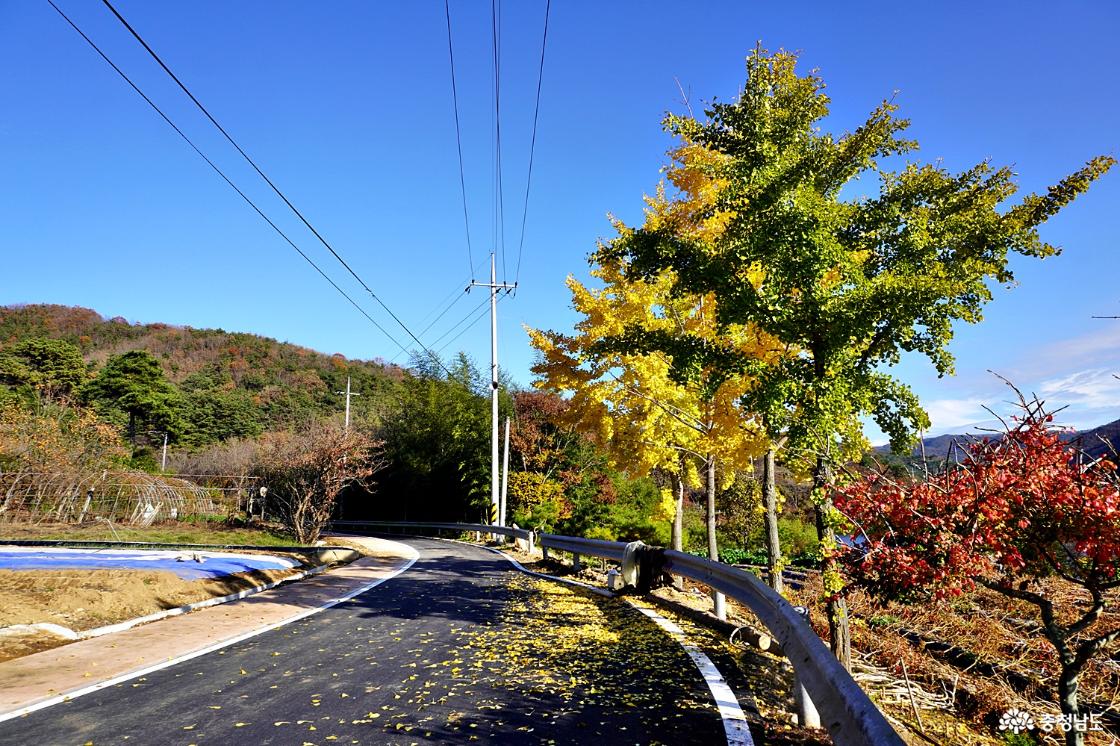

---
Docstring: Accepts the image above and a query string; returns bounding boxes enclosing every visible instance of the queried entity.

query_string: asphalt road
[0,538,736,745]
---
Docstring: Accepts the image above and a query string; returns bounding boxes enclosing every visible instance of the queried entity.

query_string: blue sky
[2,1,1118,441]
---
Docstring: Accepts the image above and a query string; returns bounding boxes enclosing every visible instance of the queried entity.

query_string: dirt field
[0,565,299,663]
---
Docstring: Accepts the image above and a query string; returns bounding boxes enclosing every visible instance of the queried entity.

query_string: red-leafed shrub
[835,390,1120,746]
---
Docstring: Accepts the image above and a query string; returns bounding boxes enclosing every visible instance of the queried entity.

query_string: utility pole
[336,375,360,431]
[148,430,168,471]
[500,417,511,529]
[469,253,516,526]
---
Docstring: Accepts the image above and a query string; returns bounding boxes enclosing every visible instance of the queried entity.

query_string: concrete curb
[76,563,331,640]
[0,539,361,568]
[0,547,362,643]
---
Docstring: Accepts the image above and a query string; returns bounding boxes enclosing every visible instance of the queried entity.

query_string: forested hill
[0,303,406,441]
[0,303,512,522]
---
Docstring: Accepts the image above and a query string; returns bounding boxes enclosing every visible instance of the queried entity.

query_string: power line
[435,304,489,356]
[514,0,551,287]
[416,276,470,330]
[43,0,411,359]
[443,0,476,280]
[98,0,448,372]
[389,284,486,365]
[491,0,507,282]
[418,284,470,338]
[427,294,492,351]
[388,280,472,365]
[436,291,507,356]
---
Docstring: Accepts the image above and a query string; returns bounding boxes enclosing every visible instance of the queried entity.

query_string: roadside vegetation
[0,520,297,547]
[524,45,1115,745]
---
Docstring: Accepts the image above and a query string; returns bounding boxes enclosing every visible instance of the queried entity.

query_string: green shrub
[603,476,670,545]
[718,546,768,565]
[177,513,226,525]
[729,516,821,566]
[584,525,616,541]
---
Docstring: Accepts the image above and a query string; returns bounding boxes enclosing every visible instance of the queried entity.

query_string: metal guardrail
[663,549,902,745]
[536,534,902,746]
[538,532,625,562]
[339,522,901,745]
[331,520,533,549]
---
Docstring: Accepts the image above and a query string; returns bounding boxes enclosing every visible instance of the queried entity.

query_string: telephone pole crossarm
[335,375,360,431]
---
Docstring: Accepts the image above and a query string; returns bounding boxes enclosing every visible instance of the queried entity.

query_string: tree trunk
[671,466,685,552]
[763,447,783,595]
[706,454,725,619]
[671,469,684,590]
[1058,665,1084,746]
[706,455,718,560]
[813,456,851,670]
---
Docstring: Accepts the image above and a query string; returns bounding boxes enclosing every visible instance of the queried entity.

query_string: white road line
[0,545,419,724]
[430,536,755,746]
[629,604,755,746]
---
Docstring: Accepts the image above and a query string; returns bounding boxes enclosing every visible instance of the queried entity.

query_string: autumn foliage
[835,393,1120,743]
[836,404,1120,602]
[252,425,385,544]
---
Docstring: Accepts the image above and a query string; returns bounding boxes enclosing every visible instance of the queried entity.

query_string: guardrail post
[542,544,549,561]
[792,606,821,729]
[572,552,581,573]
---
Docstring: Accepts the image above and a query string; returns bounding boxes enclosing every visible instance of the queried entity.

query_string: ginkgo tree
[639,111,798,595]
[529,253,775,615]
[599,46,1115,669]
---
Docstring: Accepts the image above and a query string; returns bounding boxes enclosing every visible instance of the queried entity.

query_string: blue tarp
[0,547,298,580]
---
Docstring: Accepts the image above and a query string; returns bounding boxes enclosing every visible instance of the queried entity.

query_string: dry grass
[517,546,1024,745]
[784,575,1120,746]
[0,519,299,547]
[0,566,299,663]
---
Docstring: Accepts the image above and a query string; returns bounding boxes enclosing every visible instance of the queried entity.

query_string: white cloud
[867,327,1120,444]
[911,370,1120,438]
[1032,369,1120,430]
[1039,368,1120,406]
[1012,325,1120,380]
[922,397,995,434]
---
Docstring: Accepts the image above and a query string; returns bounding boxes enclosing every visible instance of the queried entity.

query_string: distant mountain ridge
[877,418,1120,461]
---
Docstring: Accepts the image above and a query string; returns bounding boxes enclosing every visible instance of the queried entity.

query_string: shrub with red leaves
[834,391,1120,746]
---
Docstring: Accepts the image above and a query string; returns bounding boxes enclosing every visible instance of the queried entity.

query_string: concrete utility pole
[148,430,168,471]
[469,253,516,526]
[336,375,360,431]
